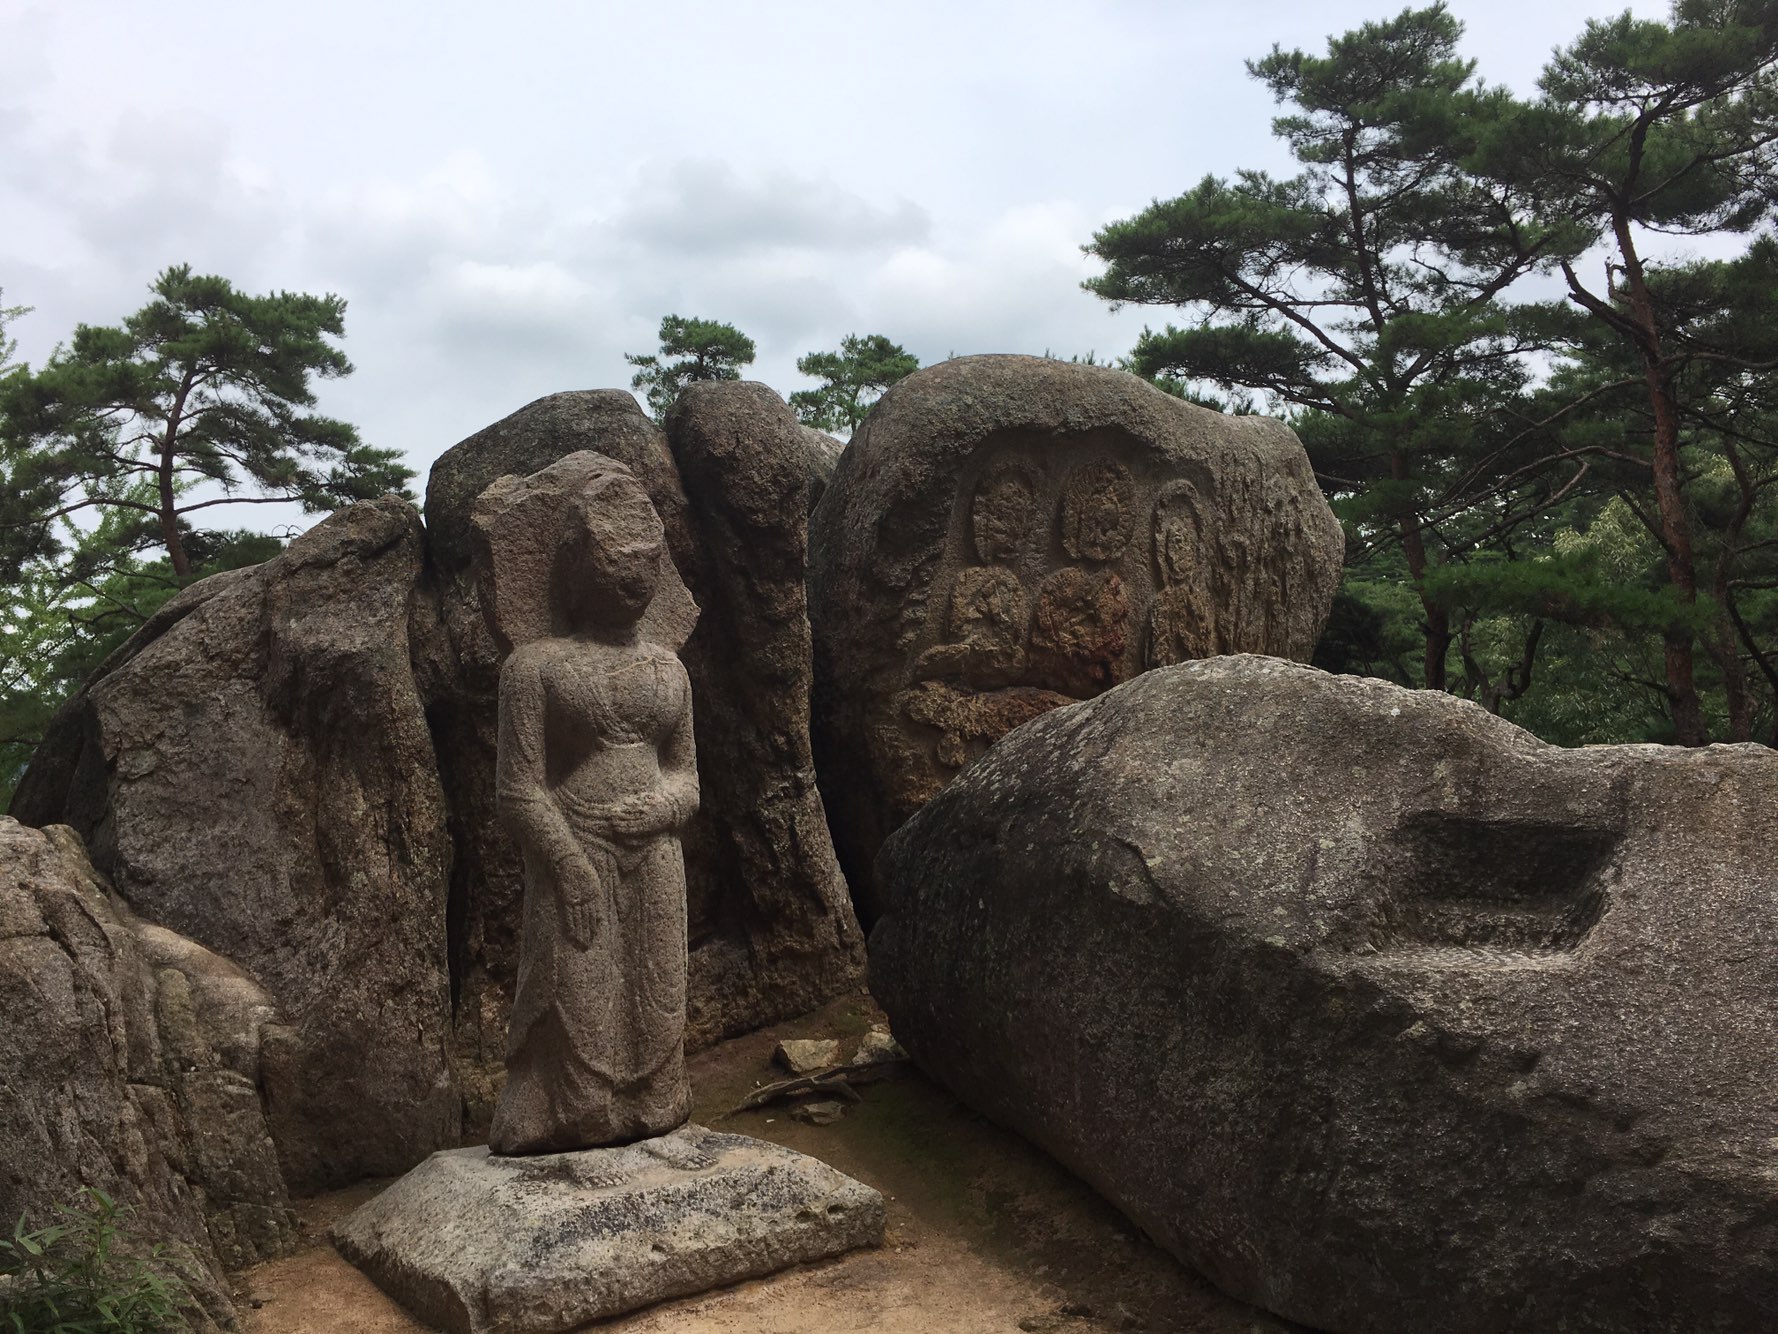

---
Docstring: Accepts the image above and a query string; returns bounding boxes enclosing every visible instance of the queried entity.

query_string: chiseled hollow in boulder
[332,1126,885,1334]
[809,355,1343,920]
[871,656,1778,1334]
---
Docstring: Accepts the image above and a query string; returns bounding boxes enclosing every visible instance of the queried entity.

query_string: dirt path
[240,994,1295,1333]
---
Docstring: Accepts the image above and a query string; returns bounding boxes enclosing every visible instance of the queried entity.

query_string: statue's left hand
[607,791,674,836]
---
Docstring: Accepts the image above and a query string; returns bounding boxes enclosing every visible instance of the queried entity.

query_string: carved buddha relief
[914,464,1036,688]
[1146,481,1218,666]
[1058,459,1136,563]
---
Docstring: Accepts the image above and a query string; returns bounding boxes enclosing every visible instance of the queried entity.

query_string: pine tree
[790,334,919,435]
[624,315,756,421]
[1084,4,1582,692]
[1479,0,1778,743]
[0,290,28,376]
[0,265,407,580]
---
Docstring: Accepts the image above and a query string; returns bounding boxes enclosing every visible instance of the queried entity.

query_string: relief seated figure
[475,461,700,1155]
[913,462,1036,688]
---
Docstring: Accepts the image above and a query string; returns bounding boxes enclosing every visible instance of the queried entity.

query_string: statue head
[472,451,698,656]
[562,474,666,633]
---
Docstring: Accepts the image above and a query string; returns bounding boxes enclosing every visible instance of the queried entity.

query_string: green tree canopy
[0,290,28,376]
[0,265,408,579]
[1084,3,1581,693]
[1472,0,1778,743]
[625,314,757,421]
[790,334,919,435]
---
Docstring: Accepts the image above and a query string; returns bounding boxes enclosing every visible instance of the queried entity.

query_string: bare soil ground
[239,994,1297,1333]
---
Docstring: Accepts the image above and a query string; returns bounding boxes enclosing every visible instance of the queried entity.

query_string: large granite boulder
[9,386,862,1193]
[808,356,1343,917]
[0,818,294,1326]
[423,389,694,578]
[416,389,862,1128]
[872,655,1778,1333]
[666,384,864,1036]
[11,499,458,1192]
[798,424,845,511]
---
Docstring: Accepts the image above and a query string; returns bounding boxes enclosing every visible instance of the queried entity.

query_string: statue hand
[557,854,601,951]
[606,791,673,837]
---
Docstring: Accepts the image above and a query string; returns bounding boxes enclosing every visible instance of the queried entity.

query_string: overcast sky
[3,0,1665,530]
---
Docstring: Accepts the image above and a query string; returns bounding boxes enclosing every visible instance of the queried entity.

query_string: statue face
[568,482,665,630]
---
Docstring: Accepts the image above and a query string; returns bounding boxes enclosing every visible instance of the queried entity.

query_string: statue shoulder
[643,642,692,701]
[500,639,568,683]
[504,640,553,669]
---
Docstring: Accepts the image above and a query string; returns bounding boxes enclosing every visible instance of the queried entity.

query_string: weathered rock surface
[12,499,458,1192]
[11,384,864,1190]
[418,389,862,1129]
[799,424,845,511]
[872,655,1778,1333]
[0,818,295,1326]
[332,1126,884,1334]
[423,389,694,579]
[666,384,865,1038]
[809,356,1343,916]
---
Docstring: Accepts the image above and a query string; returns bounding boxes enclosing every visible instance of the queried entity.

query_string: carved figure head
[563,474,665,631]
[1153,482,1206,588]
[971,465,1037,563]
[1060,461,1135,562]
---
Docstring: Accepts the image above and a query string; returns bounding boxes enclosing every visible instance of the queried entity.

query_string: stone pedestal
[331,1125,882,1333]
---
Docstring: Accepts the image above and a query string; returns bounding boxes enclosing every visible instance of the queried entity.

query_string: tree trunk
[1614,214,1706,745]
[1712,627,1754,743]
[1725,592,1778,748]
[161,375,192,578]
[1391,449,1448,690]
[1645,370,1705,744]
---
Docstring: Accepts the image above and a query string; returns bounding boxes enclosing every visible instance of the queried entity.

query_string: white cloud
[0,0,1694,518]
[614,158,931,256]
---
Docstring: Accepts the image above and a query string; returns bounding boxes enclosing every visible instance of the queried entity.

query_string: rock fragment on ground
[776,1037,842,1074]
[851,1027,907,1066]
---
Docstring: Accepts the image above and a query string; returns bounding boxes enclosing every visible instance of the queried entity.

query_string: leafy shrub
[0,1189,197,1332]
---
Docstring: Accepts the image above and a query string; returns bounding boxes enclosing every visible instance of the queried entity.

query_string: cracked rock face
[872,656,1778,1334]
[11,499,458,1193]
[0,818,295,1328]
[808,356,1343,919]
